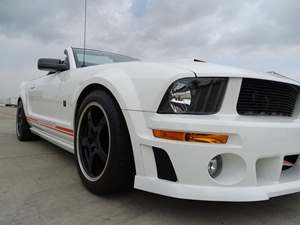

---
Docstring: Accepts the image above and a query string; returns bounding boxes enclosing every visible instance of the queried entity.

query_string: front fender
[72,64,194,113]
[72,72,138,111]
[19,81,30,115]
[70,64,194,177]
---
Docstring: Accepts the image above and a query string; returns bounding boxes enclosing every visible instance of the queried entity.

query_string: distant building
[0,97,17,106]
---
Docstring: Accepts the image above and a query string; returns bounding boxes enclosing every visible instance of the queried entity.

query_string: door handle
[30,86,36,90]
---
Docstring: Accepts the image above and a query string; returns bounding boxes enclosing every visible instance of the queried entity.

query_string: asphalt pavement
[1,106,300,225]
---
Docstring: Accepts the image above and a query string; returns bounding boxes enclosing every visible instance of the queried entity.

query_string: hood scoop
[194,58,206,63]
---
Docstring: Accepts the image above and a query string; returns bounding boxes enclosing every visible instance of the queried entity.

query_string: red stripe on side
[56,125,74,134]
[42,123,74,137]
[27,116,74,137]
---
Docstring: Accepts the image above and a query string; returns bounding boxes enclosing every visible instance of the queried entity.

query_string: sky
[0,0,300,99]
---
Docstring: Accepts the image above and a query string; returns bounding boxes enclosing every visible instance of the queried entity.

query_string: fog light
[208,155,222,178]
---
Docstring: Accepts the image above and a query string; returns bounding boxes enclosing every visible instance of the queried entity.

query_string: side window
[79,54,114,65]
[72,48,139,68]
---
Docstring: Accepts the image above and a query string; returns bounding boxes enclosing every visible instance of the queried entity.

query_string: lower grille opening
[280,154,300,183]
[282,155,299,171]
[153,147,177,182]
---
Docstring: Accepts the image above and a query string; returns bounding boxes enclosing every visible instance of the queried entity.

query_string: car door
[31,72,65,120]
[26,76,43,117]
[26,52,73,138]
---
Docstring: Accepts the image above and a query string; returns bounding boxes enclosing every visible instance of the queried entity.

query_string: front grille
[237,78,299,117]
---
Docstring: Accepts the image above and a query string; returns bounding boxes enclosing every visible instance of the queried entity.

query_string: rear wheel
[16,100,37,141]
[75,90,135,195]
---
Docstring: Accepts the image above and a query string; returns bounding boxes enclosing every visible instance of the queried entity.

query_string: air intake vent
[237,78,299,117]
[153,147,177,182]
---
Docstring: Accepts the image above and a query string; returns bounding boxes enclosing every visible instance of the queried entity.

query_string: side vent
[152,147,177,182]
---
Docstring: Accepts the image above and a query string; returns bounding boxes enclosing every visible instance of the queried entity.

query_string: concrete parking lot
[1,106,300,225]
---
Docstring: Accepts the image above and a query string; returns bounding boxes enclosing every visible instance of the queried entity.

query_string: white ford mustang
[17,47,300,202]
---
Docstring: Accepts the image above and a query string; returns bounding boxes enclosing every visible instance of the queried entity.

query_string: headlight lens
[158,77,228,114]
[169,81,192,113]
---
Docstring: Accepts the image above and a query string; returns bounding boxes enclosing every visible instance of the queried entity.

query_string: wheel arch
[17,97,28,115]
[74,83,112,125]
[18,81,30,116]
[73,83,137,173]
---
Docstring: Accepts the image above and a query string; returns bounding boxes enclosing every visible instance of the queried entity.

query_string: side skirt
[30,127,74,153]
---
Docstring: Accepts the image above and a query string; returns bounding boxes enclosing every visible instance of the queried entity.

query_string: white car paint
[20,47,300,201]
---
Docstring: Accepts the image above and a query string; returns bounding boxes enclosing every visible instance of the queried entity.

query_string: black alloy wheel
[16,100,37,141]
[77,102,110,181]
[75,90,135,195]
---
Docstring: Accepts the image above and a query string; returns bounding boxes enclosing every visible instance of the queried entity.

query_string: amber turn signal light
[153,130,228,144]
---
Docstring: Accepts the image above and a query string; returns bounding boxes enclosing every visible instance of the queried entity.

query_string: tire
[75,90,135,195]
[16,100,37,141]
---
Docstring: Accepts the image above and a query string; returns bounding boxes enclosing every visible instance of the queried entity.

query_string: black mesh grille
[237,78,299,117]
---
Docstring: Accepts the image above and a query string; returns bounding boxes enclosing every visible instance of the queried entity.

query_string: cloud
[0,0,299,99]
[0,0,82,42]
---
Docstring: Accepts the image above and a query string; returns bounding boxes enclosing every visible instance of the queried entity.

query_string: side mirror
[38,58,69,72]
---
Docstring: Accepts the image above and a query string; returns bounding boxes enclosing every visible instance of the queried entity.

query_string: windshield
[72,48,139,68]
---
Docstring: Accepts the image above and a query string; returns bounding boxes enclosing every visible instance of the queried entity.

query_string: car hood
[166,61,300,86]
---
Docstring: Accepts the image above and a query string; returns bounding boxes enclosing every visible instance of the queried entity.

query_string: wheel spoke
[96,117,106,135]
[87,111,93,136]
[85,150,93,174]
[95,145,108,163]
[87,111,99,135]
[80,136,89,149]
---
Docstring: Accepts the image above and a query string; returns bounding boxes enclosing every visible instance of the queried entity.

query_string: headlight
[158,77,228,114]
[169,81,192,113]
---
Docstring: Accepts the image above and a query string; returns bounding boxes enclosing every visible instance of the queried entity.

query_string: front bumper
[125,109,300,202]
[135,176,300,202]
